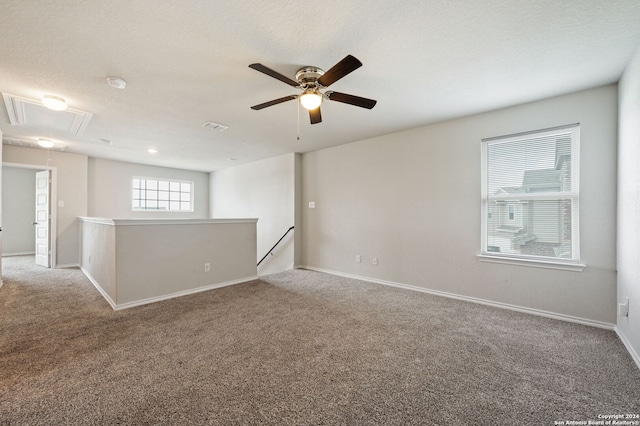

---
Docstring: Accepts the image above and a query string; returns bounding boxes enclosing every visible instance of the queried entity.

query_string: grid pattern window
[481,124,580,263]
[132,177,193,212]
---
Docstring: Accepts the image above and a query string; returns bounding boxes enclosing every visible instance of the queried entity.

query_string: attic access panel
[2,93,93,137]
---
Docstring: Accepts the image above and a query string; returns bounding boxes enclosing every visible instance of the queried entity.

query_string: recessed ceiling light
[38,138,55,148]
[227,158,237,161]
[42,95,67,111]
[148,148,158,154]
[99,138,113,145]
[107,76,127,89]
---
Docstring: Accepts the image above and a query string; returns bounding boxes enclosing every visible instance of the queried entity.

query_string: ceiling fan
[249,55,377,124]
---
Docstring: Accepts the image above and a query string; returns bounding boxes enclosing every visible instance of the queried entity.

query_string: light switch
[309,201,316,209]
[58,201,65,208]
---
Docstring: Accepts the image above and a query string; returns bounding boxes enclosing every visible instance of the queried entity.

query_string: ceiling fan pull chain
[297,99,300,140]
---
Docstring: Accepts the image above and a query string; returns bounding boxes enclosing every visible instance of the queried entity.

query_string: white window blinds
[481,124,580,263]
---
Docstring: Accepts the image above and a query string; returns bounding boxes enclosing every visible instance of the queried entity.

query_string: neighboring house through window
[480,124,581,267]
[132,177,193,211]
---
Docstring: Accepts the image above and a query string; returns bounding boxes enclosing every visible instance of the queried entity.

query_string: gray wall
[0,130,2,279]
[80,219,116,301]
[3,145,88,267]
[210,153,298,275]
[88,158,209,218]
[1,166,36,255]
[1,148,209,266]
[617,46,640,364]
[80,218,257,308]
[301,85,618,325]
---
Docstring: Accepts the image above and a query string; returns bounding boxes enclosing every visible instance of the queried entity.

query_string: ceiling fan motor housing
[296,67,325,88]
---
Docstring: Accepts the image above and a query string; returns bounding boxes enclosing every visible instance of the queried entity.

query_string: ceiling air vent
[202,121,229,132]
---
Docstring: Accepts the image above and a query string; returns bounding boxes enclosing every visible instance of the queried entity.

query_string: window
[480,124,582,269]
[132,177,193,211]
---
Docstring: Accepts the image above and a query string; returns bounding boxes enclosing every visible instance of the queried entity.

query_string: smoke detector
[107,76,127,89]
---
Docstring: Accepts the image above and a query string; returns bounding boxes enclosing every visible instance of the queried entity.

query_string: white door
[35,170,50,268]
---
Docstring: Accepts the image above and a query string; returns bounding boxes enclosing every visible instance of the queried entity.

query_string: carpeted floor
[1,255,639,425]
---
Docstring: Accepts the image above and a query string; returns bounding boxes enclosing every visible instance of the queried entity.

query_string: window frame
[132,176,194,212]
[478,124,585,272]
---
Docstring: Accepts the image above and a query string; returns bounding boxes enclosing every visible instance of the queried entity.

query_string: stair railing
[257,226,294,267]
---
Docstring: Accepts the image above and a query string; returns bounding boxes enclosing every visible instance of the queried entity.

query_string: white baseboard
[615,327,640,371]
[2,251,36,256]
[80,266,117,309]
[56,263,80,269]
[80,266,257,311]
[257,264,295,277]
[298,265,616,330]
[112,276,258,310]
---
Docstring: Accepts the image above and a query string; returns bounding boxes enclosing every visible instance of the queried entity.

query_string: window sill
[477,254,586,272]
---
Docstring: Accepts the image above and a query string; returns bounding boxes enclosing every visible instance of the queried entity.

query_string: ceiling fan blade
[327,92,377,109]
[251,95,297,110]
[249,63,299,87]
[309,107,322,124]
[317,55,363,87]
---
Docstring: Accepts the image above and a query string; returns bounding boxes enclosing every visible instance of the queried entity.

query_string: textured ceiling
[1,0,640,172]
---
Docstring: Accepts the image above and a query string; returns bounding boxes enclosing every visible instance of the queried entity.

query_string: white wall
[617,46,640,365]
[210,153,298,275]
[88,158,209,218]
[301,85,618,325]
[1,166,36,254]
[2,145,88,266]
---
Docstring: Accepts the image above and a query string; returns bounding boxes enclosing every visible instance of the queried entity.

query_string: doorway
[1,162,57,268]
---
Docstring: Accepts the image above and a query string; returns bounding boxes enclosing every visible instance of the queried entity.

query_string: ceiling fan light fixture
[299,89,323,110]
[42,95,67,111]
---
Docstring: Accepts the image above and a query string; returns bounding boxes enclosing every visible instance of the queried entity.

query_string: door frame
[1,162,58,268]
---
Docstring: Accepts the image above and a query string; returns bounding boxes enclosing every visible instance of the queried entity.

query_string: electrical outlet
[372,257,378,265]
[204,263,211,272]
[355,255,361,263]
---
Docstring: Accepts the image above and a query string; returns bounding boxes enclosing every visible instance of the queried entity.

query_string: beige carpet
[1,255,639,425]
